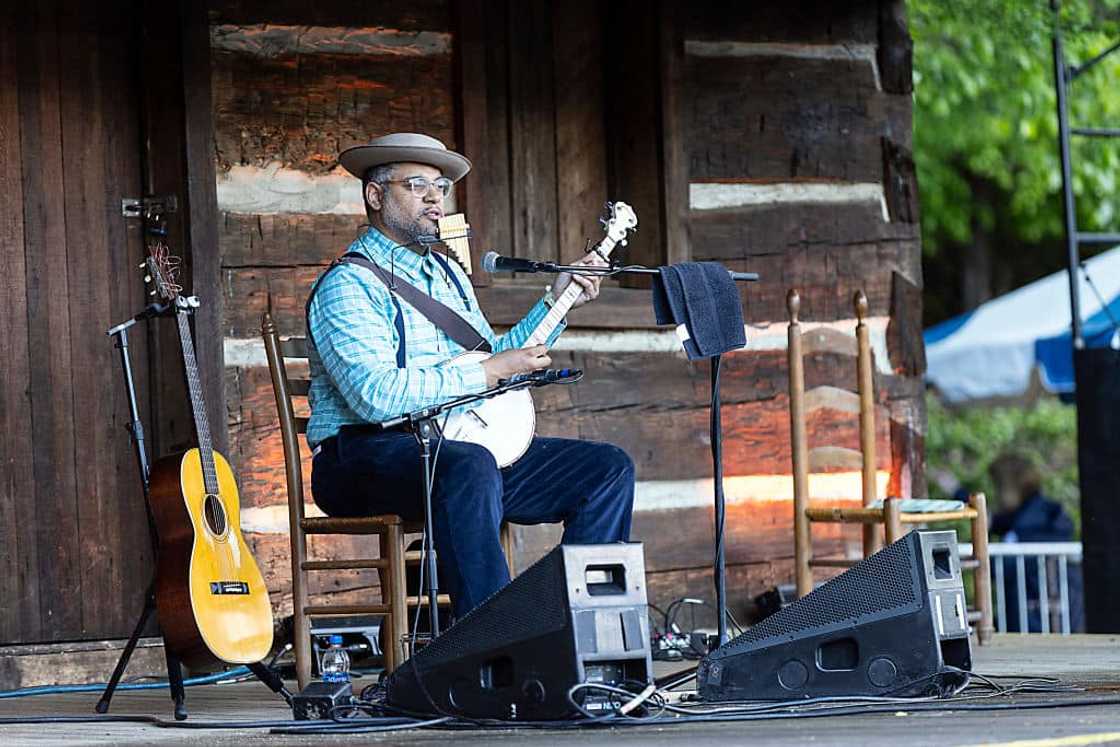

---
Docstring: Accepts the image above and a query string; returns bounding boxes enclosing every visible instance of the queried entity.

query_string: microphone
[499,368,583,386]
[482,251,557,274]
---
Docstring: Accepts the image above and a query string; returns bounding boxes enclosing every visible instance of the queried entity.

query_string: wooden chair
[261,312,513,689]
[787,290,994,644]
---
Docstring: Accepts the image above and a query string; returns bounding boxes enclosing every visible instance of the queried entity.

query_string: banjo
[439,201,638,467]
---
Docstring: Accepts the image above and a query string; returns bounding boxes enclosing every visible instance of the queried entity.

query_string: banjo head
[440,351,536,467]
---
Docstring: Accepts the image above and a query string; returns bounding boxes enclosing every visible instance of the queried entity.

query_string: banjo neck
[523,234,620,349]
[441,201,636,468]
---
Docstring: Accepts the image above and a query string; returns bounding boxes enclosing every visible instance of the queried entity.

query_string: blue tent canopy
[925,246,1120,403]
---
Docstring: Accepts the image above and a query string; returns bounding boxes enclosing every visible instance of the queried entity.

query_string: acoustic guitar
[439,202,638,466]
[143,246,273,669]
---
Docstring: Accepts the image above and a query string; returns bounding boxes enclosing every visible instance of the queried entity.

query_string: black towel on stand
[652,262,746,359]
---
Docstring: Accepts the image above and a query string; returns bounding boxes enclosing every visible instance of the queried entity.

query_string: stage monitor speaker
[698,530,972,701]
[386,543,653,720]
[1075,347,1120,632]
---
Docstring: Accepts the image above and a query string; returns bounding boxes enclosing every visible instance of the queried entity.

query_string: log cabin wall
[210,0,923,627]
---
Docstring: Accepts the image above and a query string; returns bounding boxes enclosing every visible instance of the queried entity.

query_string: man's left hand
[551,250,608,309]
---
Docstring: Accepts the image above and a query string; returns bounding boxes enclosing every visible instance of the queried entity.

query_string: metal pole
[417,420,441,638]
[1059,555,1072,634]
[1038,556,1051,634]
[111,327,153,494]
[1052,11,1085,347]
[710,355,729,645]
[995,558,1007,633]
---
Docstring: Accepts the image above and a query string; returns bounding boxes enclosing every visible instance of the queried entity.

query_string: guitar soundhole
[203,494,228,537]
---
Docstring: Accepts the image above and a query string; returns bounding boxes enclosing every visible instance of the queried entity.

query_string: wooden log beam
[682,2,877,44]
[210,49,454,174]
[208,0,452,30]
[684,53,908,181]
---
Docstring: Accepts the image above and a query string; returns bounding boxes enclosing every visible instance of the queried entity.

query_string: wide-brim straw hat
[338,133,471,182]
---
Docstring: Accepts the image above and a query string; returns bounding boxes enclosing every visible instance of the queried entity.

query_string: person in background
[988,453,1082,632]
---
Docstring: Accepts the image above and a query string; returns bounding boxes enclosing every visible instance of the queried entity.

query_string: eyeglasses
[380,176,453,198]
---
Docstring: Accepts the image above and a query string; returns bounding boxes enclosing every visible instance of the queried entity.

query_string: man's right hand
[481,345,551,387]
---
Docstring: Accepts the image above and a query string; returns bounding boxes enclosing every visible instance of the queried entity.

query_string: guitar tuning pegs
[149,290,156,296]
[138,261,146,269]
[620,239,628,246]
[598,217,608,227]
[144,274,152,283]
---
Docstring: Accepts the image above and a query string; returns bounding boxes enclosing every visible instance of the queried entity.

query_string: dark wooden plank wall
[0,1,154,644]
[214,0,922,626]
[0,7,40,643]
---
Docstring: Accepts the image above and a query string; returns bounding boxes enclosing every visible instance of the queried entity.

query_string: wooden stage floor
[1,635,1119,746]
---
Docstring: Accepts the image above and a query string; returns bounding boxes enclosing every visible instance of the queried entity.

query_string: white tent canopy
[925,246,1120,404]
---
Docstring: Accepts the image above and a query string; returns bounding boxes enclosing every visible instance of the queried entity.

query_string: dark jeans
[311,427,635,618]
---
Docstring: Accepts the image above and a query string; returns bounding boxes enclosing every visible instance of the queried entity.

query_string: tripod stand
[97,304,291,720]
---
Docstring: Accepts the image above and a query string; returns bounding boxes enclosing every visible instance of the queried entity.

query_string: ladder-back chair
[787,290,994,644]
[261,312,513,689]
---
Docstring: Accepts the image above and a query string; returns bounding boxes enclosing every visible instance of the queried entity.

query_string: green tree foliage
[912,0,1120,256]
[925,393,1080,535]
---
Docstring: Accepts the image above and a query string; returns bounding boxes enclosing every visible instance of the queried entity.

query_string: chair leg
[500,523,515,576]
[884,498,903,545]
[854,290,882,558]
[376,531,396,673]
[788,293,812,598]
[794,506,812,598]
[290,530,312,692]
[387,523,408,669]
[969,492,994,645]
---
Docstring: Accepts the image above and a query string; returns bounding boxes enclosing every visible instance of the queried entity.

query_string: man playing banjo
[306,132,636,619]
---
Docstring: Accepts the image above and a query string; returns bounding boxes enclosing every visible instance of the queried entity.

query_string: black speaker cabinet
[386,543,653,720]
[699,530,972,701]
[1075,347,1120,632]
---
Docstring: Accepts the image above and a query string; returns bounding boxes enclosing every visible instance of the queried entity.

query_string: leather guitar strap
[307,252,492,356]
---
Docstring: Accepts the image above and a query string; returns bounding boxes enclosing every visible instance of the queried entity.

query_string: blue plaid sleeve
[438,258,567,352]
[493,298,565,351]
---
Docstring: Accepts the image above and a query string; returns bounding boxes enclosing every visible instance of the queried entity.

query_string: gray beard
[381,203,436,247]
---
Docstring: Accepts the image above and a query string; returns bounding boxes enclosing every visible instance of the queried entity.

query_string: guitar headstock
[143,244,183,304]
[598,201,638,255]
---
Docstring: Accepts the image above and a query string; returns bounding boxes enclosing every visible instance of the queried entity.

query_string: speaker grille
[717,535,922,656]
[410,546,570,670]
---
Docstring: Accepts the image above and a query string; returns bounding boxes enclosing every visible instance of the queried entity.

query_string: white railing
[960,541,1083,635]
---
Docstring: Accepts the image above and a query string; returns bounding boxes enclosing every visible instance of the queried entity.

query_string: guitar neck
[523,236,618,348]
[175,310,220,496]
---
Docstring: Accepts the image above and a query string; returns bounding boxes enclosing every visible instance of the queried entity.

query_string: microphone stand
[374,374,578,640]
[495,259,758,647]
[497,259,760,283]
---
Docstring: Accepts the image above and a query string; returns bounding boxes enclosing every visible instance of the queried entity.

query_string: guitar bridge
[210,581,250,595]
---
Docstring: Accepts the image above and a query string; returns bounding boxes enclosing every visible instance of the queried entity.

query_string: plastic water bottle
[320,634,350,683]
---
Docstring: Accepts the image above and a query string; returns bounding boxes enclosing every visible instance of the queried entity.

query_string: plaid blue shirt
[306,227,564,448]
